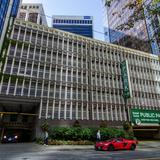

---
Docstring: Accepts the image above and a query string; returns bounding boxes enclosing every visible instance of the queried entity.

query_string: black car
[2,134,19,143]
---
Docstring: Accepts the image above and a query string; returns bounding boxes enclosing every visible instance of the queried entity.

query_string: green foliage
[48,140,94,145]
[100,128,126,140]
[123,122,131,131]
[49,127,70,140]
[3,74,10,82]
[0,74,25,83]
[124,131,135,140]
[105,0,160,33]
[105,0,112,7]
[80,128,93,140]
[48,126,131,141]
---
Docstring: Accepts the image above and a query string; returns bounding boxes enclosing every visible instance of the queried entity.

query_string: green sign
[130,109,160,126]
[120,60,132,99]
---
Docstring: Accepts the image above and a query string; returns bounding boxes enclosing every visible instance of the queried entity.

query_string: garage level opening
[133,127,160,140]
[0,100,39,143]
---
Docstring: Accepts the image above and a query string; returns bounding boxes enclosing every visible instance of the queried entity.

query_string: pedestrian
[44,130,49,145]
[96,130,101,142]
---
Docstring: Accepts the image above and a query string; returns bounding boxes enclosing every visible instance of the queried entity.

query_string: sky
[22,0,105,41]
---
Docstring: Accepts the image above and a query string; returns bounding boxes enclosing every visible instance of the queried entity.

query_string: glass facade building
[0,0,20,36]
[11,0,21,17]
[52,15,93,38]
[102,0,152,54]
[0,19,159,138]
[0,0,21,53]
[0,0,9,37]
[144,0,160,55]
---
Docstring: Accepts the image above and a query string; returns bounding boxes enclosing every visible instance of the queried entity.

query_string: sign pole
[124,99,129,122]
[120,60,132,122]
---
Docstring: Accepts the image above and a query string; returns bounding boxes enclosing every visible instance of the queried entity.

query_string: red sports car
[95,138,138,151]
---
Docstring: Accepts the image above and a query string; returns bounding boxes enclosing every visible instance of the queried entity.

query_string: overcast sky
[22,0,105,41]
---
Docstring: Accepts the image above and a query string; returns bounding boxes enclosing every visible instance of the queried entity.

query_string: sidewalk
[42,144,94,150]
[138,141,160,148]
[0,141,159,151]
[43,141,160,150]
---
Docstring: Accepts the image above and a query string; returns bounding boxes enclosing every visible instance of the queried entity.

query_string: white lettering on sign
[140,112,155,118]
[155,113,160,118]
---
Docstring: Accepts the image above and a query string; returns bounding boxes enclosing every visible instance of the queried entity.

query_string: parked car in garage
[95,138,138,151]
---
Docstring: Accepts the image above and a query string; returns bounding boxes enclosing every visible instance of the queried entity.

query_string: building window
[28,13,38,23]
[19,12,26,20]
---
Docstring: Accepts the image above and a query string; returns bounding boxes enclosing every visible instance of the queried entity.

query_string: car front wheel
[130,144,136,150]
[108,145,114,151]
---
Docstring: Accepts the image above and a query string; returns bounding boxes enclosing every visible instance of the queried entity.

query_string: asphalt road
[0,142,160,160]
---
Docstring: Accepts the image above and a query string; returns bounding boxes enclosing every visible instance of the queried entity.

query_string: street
[0,141,160,160]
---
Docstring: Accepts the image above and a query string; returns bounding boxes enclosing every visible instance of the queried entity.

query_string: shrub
[99,127,126,140]
[49,127,71,140]
[80,128,92,140]
[124,130,135,140]
[123,122,131,131]
[48,126,135,142]
[48,140,94,145]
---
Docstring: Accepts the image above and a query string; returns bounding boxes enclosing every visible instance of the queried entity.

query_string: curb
[42,145,94,150]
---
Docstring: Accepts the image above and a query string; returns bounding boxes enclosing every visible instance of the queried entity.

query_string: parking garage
[0,96,39,143]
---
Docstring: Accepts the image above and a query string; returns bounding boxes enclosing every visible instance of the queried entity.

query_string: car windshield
[105,139,114,142]
[106,138,123,142]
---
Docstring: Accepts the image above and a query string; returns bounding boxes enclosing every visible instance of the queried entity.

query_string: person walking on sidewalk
[44,130,49,145]
[96,130,101,142]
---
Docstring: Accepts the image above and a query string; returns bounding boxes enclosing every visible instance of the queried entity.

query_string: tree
[105,0,160,30]
[105,0,160,52]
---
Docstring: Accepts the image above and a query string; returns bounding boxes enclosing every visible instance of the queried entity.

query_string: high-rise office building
[17,3,47,26]
[0,0,21,53]
[144,0,160,55]
[0,18,159,139]
[102,0,152,53]
[52,15,93,38]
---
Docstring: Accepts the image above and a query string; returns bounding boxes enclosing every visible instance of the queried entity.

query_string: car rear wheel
[108,145,114,151]
[95,146,101,151]
[130,144,136,150]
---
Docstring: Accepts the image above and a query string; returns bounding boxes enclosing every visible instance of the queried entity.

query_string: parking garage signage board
[130,109,160,126]
[120,60,132,99]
